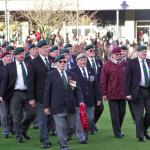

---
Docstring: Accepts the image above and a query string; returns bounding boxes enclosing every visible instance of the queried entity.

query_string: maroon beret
[112,47,121,54]
[1,52,11,59]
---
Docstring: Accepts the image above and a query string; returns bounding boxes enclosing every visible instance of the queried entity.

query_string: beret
[64,44,72,48]
[76,53,87,60]
[50,45,58,52]
[121,46,128,50]
[54,55,65,62]
[137,45,147,51]
[1,52,11,59]
[6,46,14,51]
[84,45,94,51]
[14,47,24,55]
[37,40,48,48]
[112,47,121,54]
[60,48,69,55]
[29,44,36,50]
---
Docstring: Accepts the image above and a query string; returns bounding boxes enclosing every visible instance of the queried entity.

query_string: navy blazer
[125,57,150,101]
[0,62,17,101]
[28,55,50,103]
[87,58,103,83]
[43,69,83,114]
[71,66,101,107]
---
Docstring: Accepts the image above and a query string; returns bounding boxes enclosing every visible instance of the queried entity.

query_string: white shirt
[39,54,48,65]
[57,68,68,83]
[88,57,97,73]
[14,60,27,90]
[79,66,89,79]
[138,57,150,86]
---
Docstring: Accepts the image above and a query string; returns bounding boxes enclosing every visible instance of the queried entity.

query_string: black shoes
[138,137,145,142]
[41,144,50,149]
[16,136,24,143]
[22,132,31,140]
[144,132,150,140]
[78,140,87,144]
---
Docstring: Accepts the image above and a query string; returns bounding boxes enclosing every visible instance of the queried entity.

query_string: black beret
[37,40,48,48]
[54,55,65,62]
[121,46,128,50]
[60,48,69,55]
[6,46,14,51]
[50,45,58,52]
[64,44,72,48]
[84,44,94,51]
[29,44,36,50]
[14,47,24,55]
[137,46,147,51]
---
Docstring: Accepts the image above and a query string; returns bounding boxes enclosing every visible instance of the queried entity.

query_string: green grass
[0,102,150,150]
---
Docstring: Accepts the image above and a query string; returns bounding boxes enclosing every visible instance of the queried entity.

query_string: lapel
[134,58,141,81]
[37,55,49,71]
[12,62,17,85]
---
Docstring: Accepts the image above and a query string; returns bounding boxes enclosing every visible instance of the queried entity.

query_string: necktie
[82,68,87,79]
[20,62,28,86]
[91,59,97,74]
[61,71,68,89]
[142,60,149,87]
[45,57,50,71]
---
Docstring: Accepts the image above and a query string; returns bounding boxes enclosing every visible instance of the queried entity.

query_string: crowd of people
[0,38,150,150]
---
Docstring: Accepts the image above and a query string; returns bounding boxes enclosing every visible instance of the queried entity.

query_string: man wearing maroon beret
[100,46,126,138]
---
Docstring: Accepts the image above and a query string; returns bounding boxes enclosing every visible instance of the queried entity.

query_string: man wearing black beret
[0,47,35,143]
[44,55,83,150]
[125,45,150,142]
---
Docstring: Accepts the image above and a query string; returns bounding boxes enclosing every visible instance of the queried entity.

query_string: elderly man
[0,47,35,143]
[125,45,150,142]
[85,44,104,133]
[28,40,52,149]
[0,52,13,138]
[100,47,126,138]
[44,54,83,150]
[71,53,101,142]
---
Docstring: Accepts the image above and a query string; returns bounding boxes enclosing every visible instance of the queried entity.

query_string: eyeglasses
[89,49,95,52]
[115,53,122,56]
[58,60,67,64]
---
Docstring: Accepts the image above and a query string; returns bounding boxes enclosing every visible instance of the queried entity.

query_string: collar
[138,57,146,63]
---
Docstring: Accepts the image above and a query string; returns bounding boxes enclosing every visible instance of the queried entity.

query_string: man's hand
[102,95,107,101]
[44,108,50,115]
[126,95,132,101]
[97,101,101,106]
[0,97,3,102]
[29,99,36,107]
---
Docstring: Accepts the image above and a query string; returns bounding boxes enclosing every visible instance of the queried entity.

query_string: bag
[79,103,88,130]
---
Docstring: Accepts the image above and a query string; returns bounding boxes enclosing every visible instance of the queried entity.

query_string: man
[44,55,83,150]
[125,45,150,142]
[121,45,135,122]
[60,48,76,70]
[28,40,51,149]
[100,47,126,138]
[0,47,35,143]
[48,45,59,70]
[71,53,101,142]
[24,44,38,66]
[85,44,104,133]
[0,52,13,138]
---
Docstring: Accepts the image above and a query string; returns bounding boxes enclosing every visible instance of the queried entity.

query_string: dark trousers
[131,87,150,138]
[10,91,35,137]
[128,101,135,121]
[108,99,126,136]
[94,102,104,124]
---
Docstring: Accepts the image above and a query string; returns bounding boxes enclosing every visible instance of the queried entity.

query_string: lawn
[0,102,150,150]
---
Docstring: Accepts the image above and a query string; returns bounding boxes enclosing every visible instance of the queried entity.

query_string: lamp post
[5,0,10,42]
[76,0,79,43]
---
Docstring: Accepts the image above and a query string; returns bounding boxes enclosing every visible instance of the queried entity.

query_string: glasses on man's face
[89,49,95,53]
[58,60,67,64]
[115,53,122,56]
